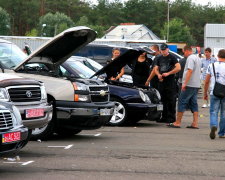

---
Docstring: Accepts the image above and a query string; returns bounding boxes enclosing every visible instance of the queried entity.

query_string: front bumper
[0,126,28,155]
[126,102,163,121]
[55,101,115,130]
[16,102,53,130]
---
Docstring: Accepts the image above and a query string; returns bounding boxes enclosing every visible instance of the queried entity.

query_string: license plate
[2,132,21,143]
[100,109,111,116]
[26,108,44,118]
[157,105,163,111]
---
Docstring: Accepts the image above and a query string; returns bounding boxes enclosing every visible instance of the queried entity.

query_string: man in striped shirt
[201,47,217,108]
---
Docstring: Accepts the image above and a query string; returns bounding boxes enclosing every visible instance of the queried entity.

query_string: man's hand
[203,93,208,100]
[162,72,170,77]
[181,83,186,91]
[145,80,150,86]
[157,74,163,80]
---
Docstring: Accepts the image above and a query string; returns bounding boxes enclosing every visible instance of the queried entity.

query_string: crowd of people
[107,44,225,140]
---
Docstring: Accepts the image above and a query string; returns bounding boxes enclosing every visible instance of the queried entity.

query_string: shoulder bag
[212,63,225,98]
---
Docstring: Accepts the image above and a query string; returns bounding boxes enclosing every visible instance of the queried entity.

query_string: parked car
[73,56,133,83]
[1,27,115,139]
[0,101,28,155]
[62,52,163,126]
[0,39,52,145]
[75,44,132,66]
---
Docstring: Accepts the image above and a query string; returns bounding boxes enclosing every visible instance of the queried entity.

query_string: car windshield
[67,60,95,78]
[0,43,27,69]
[86,58,103,71]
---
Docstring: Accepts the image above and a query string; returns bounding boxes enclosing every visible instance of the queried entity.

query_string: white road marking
[94,133,102,137]
[80,133,102,136]
[64,144,73,149]
[48,144,74,149]
[3,161,34,166]
[22,161,34,166]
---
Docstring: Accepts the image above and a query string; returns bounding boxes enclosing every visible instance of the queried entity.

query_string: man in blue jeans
[168,45,202,128]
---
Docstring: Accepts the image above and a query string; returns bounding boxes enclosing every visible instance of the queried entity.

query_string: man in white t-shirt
[204,49,225,139]
[167,45,202,129]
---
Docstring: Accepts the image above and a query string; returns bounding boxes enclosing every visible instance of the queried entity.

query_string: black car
[75,44,131,66]
[0,102,28,155]
[62,52,162,126]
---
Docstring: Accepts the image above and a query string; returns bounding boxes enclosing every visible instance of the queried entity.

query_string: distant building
[204,23,225,55]
[102,23,160,40]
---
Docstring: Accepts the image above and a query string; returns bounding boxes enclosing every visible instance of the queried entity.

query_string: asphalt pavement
[1,98,225,180]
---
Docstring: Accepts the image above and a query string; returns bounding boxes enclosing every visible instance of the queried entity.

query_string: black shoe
[210,126,217,139]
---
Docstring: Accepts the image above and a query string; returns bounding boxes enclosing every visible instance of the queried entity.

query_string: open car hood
[90,47,155,78]
[14,26,96,71]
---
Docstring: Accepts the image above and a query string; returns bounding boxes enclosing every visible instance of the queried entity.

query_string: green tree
[0,7,11,35]
[160,18,196,45]
[25,28,38,36]
[0,0,39,35]
[75,15,106,37]
[39,12,74,37]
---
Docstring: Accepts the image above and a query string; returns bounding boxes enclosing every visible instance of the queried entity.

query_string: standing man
[201,47,217,108]
[153,43,181,123]
[168,45,202,128]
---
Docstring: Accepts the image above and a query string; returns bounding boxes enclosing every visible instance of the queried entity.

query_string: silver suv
[0,101,28,155]
[1,27,114,140]
[0,40,52,140]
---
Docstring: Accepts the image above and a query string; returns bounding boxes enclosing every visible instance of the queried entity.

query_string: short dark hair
[183,45,192,51]
[205,47,212,53]
[218,49,225,59]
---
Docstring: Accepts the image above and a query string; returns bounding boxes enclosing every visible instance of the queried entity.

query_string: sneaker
[210,126,217,139]
[202,104,207,108]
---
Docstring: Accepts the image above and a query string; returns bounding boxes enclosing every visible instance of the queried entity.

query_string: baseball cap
[160,43,168,50]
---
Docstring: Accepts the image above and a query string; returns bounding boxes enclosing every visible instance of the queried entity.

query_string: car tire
[108,98,128,126]
[31,119,54,140]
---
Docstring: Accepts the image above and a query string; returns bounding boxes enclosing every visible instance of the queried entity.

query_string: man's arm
[181,69,193,91]
[154,65,163,81]
[145,68,156,86]
[162,63,181,77]
[204,74,210,100]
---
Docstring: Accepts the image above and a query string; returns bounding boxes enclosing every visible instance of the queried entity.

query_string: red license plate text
[26,108,44,118]
[2,132,21,143]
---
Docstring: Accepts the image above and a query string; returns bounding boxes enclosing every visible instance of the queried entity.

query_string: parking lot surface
[1,102,225,180]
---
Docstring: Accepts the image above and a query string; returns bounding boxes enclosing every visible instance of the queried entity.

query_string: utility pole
[167,0,170,42]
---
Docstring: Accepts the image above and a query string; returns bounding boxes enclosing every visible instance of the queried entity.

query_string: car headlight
[145,94,151,103]
[0,88,10,101]
[155,89,161,100]
[72,82,90,102]
[139,90,146,102]
[12,105,22,126]
[40,84,47,100]
[139,90,151,103]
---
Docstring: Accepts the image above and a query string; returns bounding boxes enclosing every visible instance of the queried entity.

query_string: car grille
[0,110,13,130]
[8,86,41,102]
[89,86,109,102]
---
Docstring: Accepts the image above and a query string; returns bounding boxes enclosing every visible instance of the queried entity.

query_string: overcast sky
[85,0,225,6]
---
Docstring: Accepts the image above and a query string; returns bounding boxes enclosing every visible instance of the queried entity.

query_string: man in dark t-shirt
[154,44,181,123]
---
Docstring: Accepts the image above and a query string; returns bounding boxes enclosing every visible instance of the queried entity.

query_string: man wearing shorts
[168,45,202,128]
